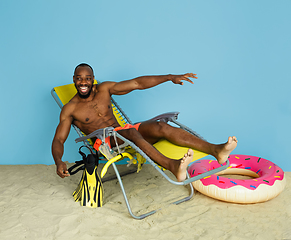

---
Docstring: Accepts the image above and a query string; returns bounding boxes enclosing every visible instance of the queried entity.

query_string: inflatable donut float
[188,155,286,203]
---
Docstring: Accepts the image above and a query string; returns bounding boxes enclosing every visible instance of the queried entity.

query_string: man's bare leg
[138,121,238,164]
[115,128,193,181]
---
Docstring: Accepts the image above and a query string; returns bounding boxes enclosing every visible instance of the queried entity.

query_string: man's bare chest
[72,97,113,124]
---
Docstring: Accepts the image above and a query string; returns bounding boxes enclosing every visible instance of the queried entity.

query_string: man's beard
[77,87,92,99]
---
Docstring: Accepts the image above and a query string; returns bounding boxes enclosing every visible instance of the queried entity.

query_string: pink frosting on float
[188,155,285,190]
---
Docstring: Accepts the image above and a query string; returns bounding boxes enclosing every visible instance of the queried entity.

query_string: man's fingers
[185,73,198,79]
[172,73,197,85]
[182,77,194,84]
[57,171,65,178]
[62,170,70,177]
[58,172,70,178]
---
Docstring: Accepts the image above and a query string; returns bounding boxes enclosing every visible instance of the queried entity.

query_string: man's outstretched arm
[108,73,198,95]
[52,106,73,178]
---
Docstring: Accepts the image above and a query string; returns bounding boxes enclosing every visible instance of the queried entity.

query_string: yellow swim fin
[69,147,103,208]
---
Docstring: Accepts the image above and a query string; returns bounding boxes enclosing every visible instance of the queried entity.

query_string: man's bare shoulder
[61,98,77,117]
[96,81,116,91]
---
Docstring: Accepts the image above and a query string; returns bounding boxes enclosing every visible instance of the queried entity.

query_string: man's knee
[138,120,171,139]
[153,121,170,136]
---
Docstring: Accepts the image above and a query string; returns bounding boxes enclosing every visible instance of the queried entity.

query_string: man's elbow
[132,78,145,90]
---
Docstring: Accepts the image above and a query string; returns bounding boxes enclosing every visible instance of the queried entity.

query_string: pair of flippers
[68,146,103,208]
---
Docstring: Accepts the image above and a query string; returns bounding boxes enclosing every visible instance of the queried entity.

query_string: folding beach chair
[51,81,230,219]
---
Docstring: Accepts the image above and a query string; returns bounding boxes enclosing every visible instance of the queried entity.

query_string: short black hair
[74,63,94,75]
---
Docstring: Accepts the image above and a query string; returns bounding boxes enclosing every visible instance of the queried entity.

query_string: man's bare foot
[176,149,194,182]
[217,136,238,164]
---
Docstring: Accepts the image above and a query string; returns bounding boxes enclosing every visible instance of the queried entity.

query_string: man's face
[73,66,94,99]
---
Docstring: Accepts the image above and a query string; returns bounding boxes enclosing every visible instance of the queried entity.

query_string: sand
[0,163,290,240]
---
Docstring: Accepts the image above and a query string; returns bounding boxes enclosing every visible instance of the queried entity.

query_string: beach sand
[0,163,290,240]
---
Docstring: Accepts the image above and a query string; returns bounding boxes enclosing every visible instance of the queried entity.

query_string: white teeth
[80,87,88,91]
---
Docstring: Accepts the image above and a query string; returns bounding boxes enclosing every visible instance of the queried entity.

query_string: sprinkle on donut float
[188,154,286,203]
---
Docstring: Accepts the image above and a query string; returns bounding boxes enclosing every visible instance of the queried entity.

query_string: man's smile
[76,84,93,99]
[79,86,89,93]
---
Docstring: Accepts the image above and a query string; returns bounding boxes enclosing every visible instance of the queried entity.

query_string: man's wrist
[167,74,174,81]
[55,159,63,166]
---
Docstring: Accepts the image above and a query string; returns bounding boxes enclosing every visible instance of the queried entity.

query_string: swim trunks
[93,123,141,151]
[113,123,141,132]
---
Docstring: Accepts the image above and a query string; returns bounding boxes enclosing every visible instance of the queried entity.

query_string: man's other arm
[52,105,73,178]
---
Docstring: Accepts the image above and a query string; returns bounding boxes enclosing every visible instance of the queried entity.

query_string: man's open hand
[171,73,198,85]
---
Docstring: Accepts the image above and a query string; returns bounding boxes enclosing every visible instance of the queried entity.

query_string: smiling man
[52,63,237,181]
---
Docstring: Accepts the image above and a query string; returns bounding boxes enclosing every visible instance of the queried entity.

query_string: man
[52,63,237,181]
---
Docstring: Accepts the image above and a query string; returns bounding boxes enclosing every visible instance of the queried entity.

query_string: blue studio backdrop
[0,0,290,171]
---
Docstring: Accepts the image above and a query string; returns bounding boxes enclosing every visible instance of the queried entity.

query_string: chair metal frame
[51,82,230,219]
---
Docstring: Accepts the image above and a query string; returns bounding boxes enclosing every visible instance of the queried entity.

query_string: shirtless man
[52,63,237,181]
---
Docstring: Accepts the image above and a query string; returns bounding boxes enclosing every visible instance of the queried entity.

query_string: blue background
[1,0,290,171]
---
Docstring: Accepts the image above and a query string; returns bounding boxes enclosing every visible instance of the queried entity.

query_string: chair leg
[172,172,195,205]
[111,163,194,220]
[112,163,157,219]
